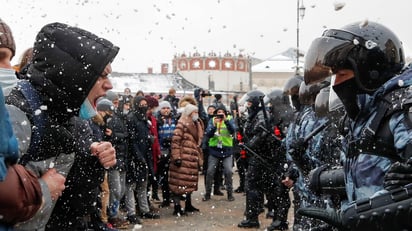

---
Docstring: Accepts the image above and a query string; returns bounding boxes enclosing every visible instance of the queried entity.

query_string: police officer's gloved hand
[384,159,412,190]
[289,138,307,158]
[174,159,182,167]
[297,207,346,230]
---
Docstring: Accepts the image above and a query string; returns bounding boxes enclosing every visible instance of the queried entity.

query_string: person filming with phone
[202,107,236,202]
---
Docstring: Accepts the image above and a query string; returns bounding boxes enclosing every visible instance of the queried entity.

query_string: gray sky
[3,0,411,73]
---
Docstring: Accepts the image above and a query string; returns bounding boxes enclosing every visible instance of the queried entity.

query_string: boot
[213,187,224,196]
[266,219,288,231]
[152,191,160,201]
[159,200,170,208]
[173,204,186,216]
[202,193,211,201]
[238,218,260,228]
[234,186,244,193]
[185,194,200,212]
[227,191,235,201]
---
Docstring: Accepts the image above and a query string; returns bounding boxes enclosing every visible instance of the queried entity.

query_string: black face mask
[135,106,148,119]
[291,95,301,111]
[332,78,360,120]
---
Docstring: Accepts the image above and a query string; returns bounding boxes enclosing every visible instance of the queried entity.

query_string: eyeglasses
[139,104,148,107]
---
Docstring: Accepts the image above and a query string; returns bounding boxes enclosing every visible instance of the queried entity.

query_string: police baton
[238,143,274,171]
[303,119,331,143]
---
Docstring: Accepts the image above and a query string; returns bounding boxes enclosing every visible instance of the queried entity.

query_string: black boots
[266,220,289,231]
[238,219,260,228]
[227,191,235,201]
[173,204,186,216]
[234,186,244,193]
[185,194,200,212]
[213,189,224,196]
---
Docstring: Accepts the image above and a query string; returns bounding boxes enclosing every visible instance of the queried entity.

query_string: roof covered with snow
[252,48,304,73]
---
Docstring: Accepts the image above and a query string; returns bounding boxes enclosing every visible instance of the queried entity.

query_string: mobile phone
[215,114,224,119]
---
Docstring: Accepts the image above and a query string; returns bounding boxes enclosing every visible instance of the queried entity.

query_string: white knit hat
[182,104,198,116]
[159,100,172,109]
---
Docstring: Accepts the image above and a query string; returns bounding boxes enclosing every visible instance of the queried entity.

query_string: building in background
[108,48,306,106]
[172,51,256,92]
[252,48,304,92]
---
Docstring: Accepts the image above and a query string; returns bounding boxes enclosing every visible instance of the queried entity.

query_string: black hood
[23,22,119,115]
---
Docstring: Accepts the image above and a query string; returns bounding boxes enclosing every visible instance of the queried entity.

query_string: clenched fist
[90,141,117,169]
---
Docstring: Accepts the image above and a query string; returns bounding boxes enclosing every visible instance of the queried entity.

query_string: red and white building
[172,51,252,92]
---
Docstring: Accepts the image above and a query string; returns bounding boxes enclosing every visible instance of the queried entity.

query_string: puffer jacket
[168,115,204,195]
[6,22,119,230]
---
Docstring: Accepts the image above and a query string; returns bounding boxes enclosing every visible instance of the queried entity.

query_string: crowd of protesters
[1,18,412,231]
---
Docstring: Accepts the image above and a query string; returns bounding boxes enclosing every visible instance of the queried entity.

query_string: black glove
[289,137,307,155]
[297,207,346,230]
[384,159,412,190]
[288,138,310,173]
[174,159,182,167]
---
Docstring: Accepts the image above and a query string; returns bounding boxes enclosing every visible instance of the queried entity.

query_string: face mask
[192,114,199,121]
[0,68,17,96]
[138,106,148,114]
[291,95,301,111]
[332,78,360,120]
[79,98,97,119]
[123,109,129,115]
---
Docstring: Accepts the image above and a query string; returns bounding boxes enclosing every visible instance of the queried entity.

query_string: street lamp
[296,0,306,74]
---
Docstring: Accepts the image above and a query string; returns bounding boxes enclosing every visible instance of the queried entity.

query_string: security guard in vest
[202,106,236,202]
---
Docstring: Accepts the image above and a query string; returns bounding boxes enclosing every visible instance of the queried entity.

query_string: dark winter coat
[126,96,153,183]
[6,22,119,230]
[107,111,129,171]
[168,115,204,195]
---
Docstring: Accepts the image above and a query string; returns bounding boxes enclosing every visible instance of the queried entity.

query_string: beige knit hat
[182,104,198,116]
[0,19,16,58]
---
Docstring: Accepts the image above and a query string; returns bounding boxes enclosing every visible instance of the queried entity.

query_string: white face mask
[0,68,17,96]
[192,114,199,122]
[79,98,97,119]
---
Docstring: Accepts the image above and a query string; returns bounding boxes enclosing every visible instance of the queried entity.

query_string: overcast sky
[3,0,411,73]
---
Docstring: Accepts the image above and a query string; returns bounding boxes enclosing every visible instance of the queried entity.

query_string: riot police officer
[264,88,294,231]
[301,21,411,231]
[237,90,287,229]
[284,80,330,231]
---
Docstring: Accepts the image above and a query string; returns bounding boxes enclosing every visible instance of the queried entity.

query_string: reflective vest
[208,116,233,148]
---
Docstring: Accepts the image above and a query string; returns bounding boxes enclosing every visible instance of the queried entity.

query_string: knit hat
[96,98,114,112]
[145,95,159,108]
[106,90,119,102]
[159,100,171,109]
[0,19,16,58]
[183,104,198,116]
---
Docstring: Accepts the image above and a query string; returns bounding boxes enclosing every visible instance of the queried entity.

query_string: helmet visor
[328,75,344,112]
[304,32,356,84]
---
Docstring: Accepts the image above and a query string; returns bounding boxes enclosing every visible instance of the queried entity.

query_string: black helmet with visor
[304,21,405,94]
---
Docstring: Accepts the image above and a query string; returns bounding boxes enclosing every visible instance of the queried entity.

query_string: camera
[201,90,212,97]
[215,114,224,119]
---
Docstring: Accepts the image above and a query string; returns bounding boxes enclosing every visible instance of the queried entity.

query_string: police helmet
[264,88,293,125]
[283,74,304,96]
[299,79,330,106]
[242,90,265,111]
[304,20,405,93]
[314,87,330,117]
[263,88,288,105]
